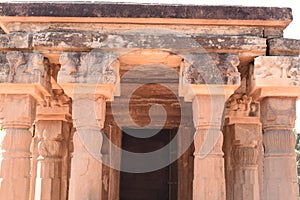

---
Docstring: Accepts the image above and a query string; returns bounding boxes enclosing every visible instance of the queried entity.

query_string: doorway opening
[120,129,178,200]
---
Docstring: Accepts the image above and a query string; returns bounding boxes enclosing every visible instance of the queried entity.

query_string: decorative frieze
[249,56,300,99]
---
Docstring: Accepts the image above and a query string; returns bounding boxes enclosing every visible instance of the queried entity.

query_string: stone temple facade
[0,3,300,200]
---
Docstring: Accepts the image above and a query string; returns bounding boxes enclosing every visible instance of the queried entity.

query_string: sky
[8,0,300,128]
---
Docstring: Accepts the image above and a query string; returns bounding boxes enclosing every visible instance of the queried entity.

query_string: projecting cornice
[0,3,292,33]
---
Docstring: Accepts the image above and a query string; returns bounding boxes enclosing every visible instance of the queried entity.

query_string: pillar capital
[36,89,72,122]
[57,51,120,100]
[260,97,296,130]
[249,56,300,100]
[225,93,260,125]
[0,51,51,102]
[180,53,240,102]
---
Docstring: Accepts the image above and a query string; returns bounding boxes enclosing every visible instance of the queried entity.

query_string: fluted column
[224,93,262,200]
[33,91,72,200]
[192,95,226,200]
[248,56,300,200]
[261,97,298,200]
[68,95,106,200]
[0,94,36,200]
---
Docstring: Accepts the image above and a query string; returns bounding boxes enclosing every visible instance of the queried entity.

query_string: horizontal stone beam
[0,3,291,22]
[268,38,300,56]
[0,32,266,55]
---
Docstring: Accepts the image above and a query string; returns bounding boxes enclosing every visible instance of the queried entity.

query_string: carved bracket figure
[58,51,117,84]
[0,51,49,84]
[226,93,259,117]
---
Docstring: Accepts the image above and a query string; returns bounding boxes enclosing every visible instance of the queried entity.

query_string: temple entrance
[120,129,178,200]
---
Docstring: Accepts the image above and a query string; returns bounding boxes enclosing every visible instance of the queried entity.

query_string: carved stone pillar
[33,90,72,200]
[249,56,300,200]
[261,97,298,200]
[180,53,241,200]
[0,95,36,200]
[192,95,226,200]
[57,51,118,200]
[0,51,50,200]
[67,95,106,200]
[224,93,262,200]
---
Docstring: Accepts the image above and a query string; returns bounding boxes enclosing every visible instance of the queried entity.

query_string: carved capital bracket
[36,89,72,122]
[179,53,241,102]
[57,51,120,101]
[225,93,260,124]
[249,56,300,100]
[0,51,51,102]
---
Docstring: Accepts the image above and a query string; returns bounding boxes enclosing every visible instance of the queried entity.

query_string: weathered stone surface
[31,32,266,55]
[58,51,117,84]
[0,51,50,85]
[0,32,30,48]
[6,23,265,37]
[32,32,107,49]
[0,3,292,22]
[182,53,240,85]
[268,38,300,56]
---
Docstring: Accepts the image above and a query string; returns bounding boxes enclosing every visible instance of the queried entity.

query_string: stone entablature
[0,2,299,200]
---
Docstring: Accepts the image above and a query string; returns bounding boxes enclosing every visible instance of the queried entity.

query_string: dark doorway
[120,129,178,200]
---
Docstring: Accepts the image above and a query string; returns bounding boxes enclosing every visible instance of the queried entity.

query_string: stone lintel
[249,56,300,100]
[268,38,300,56]
[0,32,266,57]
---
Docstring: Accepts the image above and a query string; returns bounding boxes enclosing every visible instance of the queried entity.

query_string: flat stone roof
[0,3,292,20]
